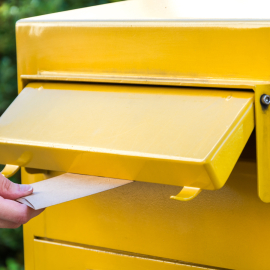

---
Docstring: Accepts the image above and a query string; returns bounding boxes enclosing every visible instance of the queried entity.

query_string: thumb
[0,174,33,200]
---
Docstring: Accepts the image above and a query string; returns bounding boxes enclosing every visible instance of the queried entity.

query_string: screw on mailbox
[261,94,270,106]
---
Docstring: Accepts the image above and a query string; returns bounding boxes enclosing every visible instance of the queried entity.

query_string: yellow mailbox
[1,0,270,269]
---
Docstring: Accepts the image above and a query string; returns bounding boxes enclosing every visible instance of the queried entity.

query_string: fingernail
[20,184,33,192]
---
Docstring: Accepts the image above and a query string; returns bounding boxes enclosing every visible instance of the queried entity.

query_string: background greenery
[0,0,122,269]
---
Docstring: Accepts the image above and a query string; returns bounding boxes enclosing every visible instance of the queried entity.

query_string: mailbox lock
[260,94,270,106]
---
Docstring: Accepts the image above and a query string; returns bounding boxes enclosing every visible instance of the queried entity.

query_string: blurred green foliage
[0,0,122,269]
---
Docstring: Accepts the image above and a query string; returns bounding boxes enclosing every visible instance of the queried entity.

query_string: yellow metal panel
[21,168,47,270]
[254,85,270,202]
[11,2,270,270]
[14,0,270,201]
[15,21,270,93]
[0,82,254,190]
[33,239,206,270]
[22,160,270,270]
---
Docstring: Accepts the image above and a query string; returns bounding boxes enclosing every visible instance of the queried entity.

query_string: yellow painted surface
[15,21,270,92]
[33,239,202,270]
[170,187,201,201]
[10,1,270,270]
[0,82,254,190]
[0,164,20,178]
[22,159,270,270]
[14,0,270,93]
[254,85,270,202]
[14,0,270,201]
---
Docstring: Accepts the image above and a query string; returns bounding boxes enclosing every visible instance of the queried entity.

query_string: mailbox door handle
[1,165,20,178]
[171,187,201,201]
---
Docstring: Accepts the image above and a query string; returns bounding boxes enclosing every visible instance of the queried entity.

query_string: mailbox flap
[0,82,254,190]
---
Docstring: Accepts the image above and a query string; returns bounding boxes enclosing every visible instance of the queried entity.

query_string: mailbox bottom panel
[23,157,269,270]
[33,239,213,270]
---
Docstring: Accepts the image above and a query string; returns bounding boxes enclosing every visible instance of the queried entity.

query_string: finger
[0,219,21,229]
[0,196,44,224]
[0,174,33,200]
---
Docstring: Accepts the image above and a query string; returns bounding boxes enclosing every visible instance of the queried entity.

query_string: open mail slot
[0,82,254,199]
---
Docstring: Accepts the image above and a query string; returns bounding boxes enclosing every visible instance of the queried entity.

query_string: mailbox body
[6,0,270,269]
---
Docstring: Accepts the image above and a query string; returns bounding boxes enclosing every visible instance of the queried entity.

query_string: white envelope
[17,173,132,210]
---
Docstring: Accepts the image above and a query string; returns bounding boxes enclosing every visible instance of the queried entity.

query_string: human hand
[0,174,44,228]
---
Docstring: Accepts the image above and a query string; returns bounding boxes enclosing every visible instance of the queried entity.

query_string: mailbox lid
[0,82,254,189]
[16,0,270,92]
